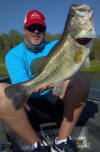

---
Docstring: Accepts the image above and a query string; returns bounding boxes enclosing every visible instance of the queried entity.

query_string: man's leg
[0,83,42,146]
[57,71,89,140]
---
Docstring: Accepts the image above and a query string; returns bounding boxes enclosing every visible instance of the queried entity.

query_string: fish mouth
[76,38,92,45]
[73,31,96,45]
[75,29,96,45]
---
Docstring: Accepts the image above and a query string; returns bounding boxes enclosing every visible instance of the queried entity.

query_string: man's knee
[0,83,8,97]
[72,71,89,87]
[70,71,89,100]
[0,83,9,107]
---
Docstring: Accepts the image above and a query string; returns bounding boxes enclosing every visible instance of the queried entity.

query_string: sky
[0,0,100,36]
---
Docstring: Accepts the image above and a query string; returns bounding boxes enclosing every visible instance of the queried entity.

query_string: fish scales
[4,4,96,110]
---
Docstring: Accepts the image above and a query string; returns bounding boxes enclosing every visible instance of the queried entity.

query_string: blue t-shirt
[5,40,58,98]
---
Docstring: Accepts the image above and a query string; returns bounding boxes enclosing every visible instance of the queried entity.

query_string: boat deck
[0,77,100,152]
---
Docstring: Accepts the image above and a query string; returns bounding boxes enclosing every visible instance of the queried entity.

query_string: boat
[0,76,100,152]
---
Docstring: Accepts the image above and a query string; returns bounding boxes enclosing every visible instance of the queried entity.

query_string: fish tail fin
[4,83,30,110]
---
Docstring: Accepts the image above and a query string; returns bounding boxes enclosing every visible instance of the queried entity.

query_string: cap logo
[31,12,41,19]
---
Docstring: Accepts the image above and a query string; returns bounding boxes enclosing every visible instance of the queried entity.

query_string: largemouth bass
[5,4,96,110]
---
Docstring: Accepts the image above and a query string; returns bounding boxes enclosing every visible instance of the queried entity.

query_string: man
[0,10,89,152]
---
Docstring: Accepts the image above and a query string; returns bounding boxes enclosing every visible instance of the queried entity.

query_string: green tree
[0,36,4,57]
[0,30,100,62]
[8,30,24,48]
[45,32,61,41]
[0,34,11,58]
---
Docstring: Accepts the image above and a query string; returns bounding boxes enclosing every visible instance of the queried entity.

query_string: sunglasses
[26,24,46,33]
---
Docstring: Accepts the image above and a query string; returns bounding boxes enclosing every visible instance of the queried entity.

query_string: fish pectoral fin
[82,57,90,68]
[30,56,47,75]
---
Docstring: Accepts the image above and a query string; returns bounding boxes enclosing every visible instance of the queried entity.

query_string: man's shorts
[26,95,63,130]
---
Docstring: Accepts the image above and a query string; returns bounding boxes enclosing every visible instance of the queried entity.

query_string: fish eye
[76,38,92,45]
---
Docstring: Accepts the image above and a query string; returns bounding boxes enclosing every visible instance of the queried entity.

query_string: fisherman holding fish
[0,4,96,152]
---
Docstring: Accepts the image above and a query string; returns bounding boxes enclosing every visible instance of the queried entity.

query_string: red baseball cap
[24,10,46,27]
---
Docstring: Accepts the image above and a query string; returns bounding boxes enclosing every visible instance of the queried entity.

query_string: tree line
[0,30,100,61]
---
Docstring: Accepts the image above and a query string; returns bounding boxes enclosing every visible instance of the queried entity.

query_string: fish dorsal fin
[30,56,47,75]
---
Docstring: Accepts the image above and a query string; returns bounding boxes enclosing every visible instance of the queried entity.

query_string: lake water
[85,71,100,101]
[86,71,100,89]
[0,72,100,89]
[0,71,100,100]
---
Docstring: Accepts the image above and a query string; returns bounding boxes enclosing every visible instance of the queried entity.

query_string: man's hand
[25,84,53,111]
[33,84,53,93]
[60,80,70,99]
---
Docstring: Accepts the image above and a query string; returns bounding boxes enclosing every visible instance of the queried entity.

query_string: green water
[86,71,100,89]
[0,71,100,89]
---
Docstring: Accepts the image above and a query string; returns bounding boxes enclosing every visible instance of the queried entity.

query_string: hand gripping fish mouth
[4,4,96,110]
